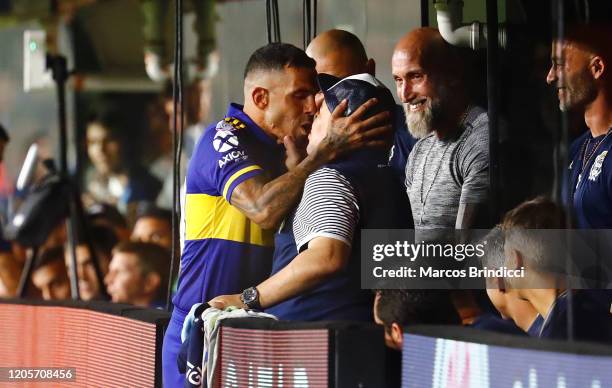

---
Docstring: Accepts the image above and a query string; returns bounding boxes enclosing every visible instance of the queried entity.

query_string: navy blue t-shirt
[568,129,612,228]
[526,315,544,337]
[562,131,590,206]
[539,290,612,342]
[470,313,527,336]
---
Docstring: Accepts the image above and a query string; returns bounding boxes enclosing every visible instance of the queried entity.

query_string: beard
[404,99,434,139]
[403,83,450,139]
[559,70,597,112]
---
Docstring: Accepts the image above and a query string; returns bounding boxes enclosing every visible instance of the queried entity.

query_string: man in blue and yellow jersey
[163,43,392,387]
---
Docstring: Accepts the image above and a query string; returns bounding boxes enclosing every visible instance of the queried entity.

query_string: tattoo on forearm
[231,157,321,229]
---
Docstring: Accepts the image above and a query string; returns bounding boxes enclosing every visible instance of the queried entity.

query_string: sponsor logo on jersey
[213,129,239,153]
[218,150,247,168]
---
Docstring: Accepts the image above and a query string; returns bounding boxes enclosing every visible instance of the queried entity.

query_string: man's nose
[398,82,415,103]
[104,272,113,285]
[90,142,102,155]
[546,66,557,85]
[77,265,85,279]
[305,95,316,114]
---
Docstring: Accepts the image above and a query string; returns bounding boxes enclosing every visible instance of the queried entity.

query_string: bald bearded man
[163,42,392,387]
[392,28,489,230]
[307,29,417,189]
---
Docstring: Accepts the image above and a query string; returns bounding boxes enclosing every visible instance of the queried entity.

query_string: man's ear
[496,277,506,293]
[390,322,403,349]
[366,58,376,76]
[509,248,525,270]
[590,56,605,80]
[144,272,161,295]
[252,87,269,110]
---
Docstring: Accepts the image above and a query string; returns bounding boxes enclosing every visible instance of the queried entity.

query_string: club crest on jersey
[216,116,247,131]
[589,151,607,181]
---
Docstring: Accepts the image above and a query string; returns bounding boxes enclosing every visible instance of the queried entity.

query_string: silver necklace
[418,107,471,225]
[419,140,451,224]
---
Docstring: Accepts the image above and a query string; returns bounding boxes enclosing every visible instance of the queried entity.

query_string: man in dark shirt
[546,21,612,227]
[501,197,612,342]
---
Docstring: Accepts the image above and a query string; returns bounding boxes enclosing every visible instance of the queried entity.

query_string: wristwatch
[240,286,261,310]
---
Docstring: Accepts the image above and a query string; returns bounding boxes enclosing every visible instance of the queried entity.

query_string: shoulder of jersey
[210,116,248,154]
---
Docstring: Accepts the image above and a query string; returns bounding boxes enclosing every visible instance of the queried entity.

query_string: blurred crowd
[0,78,212,309]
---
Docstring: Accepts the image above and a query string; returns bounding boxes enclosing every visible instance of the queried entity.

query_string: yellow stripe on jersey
[222,165,262,200]
[185,193,274,246]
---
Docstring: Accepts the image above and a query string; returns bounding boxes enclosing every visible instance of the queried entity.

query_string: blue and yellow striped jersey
[173,103,284,312]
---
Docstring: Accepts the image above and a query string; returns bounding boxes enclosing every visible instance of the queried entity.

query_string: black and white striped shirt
[293,167,360,251]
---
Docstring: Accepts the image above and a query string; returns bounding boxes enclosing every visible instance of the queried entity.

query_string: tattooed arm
[231,98,391,230]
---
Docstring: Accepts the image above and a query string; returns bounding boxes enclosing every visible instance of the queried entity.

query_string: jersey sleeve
[292,168,360,252]
[201,120,264,202]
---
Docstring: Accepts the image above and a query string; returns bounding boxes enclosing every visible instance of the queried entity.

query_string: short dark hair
[87,203,127,228]
[113,241,170,300]
[553,0,612,62]
[34,246,66,271]
[558,0,612,32]
[244,43,316,79]
[74,224,119,260]
[86,108,130,143]
[135,203,172,225]
[376,289,461,327]
[0,123,9,142]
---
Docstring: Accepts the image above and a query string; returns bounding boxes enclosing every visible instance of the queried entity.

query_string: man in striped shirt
[210,73,411,321]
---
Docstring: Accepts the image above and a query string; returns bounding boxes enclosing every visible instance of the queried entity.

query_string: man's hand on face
[315,98,393,162]
[283,135,307,171]
[208,294,246,310]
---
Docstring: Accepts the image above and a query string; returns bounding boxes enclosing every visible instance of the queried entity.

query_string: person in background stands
[64,224,118,301]
[84,108,161,223]
[131,203,172,250]
[105,241,169,308]
[32,247,71,301]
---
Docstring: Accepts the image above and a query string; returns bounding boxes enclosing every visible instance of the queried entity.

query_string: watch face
[243,287,257,304]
